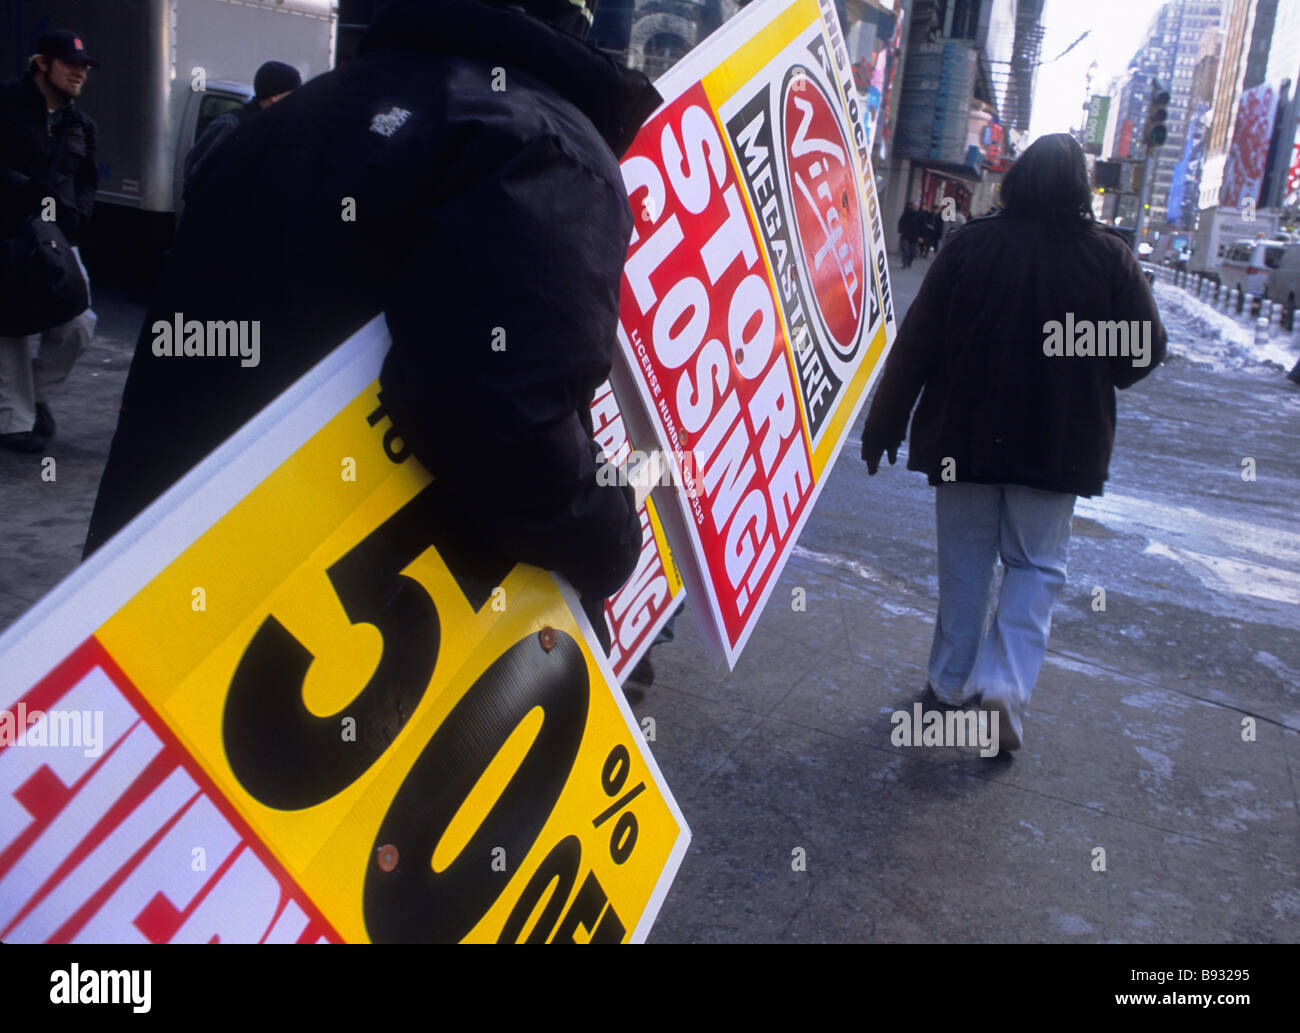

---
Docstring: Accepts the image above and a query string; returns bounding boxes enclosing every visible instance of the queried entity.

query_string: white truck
[1189,204,1282,280]
[9,0,336,266]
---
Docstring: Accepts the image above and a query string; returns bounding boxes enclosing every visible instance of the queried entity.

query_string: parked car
[1218,239,1289,296]
[1265,243,1300,329]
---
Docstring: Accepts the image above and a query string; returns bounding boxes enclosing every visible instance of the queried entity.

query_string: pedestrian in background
[897,200,921,268]
[922,205,941,257]
[0,30,98,453]
[182,60,302,200]
[939,201,966,249]
[860,133,1166,752]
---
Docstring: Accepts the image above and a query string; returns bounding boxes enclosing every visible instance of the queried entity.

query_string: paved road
[1,250,1297,943]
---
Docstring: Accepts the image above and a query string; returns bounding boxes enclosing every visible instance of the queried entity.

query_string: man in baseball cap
[0,29,99,451]
[33,29,101,68]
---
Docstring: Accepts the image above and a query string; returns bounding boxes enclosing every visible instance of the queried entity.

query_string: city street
[639,256,1300,942]
[1,249,1297,942]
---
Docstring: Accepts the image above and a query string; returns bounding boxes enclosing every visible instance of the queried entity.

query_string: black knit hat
[253,60,302,101]
[487,0,598,39]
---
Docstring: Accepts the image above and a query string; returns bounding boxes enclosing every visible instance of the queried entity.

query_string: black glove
[860,430,898,476]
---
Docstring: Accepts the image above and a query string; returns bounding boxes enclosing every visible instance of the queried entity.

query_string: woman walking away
[859,133,1166,753]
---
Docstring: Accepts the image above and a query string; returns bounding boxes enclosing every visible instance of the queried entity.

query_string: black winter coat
[182,100,258,200]
[897,207,922,239]
[862,212,1167,497]
[0,73,97,245]
[84,0,662,598]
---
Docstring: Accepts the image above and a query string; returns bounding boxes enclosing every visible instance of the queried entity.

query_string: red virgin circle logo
[780,68,867,359]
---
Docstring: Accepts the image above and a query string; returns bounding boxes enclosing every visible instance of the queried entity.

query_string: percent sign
[592,744,644,865]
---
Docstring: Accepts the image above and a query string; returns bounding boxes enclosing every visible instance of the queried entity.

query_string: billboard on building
[1220,82,1278,208]
[1167,102,1209,228]
[1284,112,1300,207]
[1084,95,1110,155]
[1117,118,1134,159]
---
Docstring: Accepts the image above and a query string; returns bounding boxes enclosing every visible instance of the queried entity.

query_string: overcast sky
[1027,0,1172,142]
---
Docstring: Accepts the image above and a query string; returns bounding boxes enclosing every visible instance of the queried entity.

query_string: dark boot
[34,402,56,441]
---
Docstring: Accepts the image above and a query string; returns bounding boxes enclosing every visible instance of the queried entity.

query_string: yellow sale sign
[0,319,688,943]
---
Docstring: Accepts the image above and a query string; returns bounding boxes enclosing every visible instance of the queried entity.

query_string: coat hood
[360,0,662,158]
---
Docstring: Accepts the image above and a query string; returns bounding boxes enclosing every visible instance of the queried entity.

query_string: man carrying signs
[85,0,661,611]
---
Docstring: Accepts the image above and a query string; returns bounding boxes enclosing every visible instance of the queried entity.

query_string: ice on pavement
[1153,280,1299,374]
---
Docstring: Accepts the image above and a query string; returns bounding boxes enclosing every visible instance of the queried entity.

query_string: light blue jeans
[928,483,1076,706]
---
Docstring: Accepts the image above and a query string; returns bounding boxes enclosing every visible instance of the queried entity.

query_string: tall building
[1164,24,1223,228]
[885,0,1036,221]
[1198,0,1299,215]
[1001,0,1046,137]
[1201,0,1264,209]
[1118,0,1225,227]
[1203,0,1254,170]
[1191,26,1225,107]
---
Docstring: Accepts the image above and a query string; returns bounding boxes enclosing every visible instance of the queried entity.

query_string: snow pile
[1153,280,1299,374]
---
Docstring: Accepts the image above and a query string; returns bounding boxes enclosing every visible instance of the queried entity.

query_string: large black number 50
[222,484,443,810]
[362,629,589,943]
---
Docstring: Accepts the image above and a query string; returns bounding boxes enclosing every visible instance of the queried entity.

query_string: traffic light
[1095,161,1122,190]
[1145,80,1170,147]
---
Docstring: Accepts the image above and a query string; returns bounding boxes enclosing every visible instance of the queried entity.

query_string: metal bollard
[1255,316,1269,349]
[1236,286,1245,314]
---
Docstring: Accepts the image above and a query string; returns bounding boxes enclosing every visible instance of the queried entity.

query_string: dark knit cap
[253,60,302,100]
[486,0,597,39]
